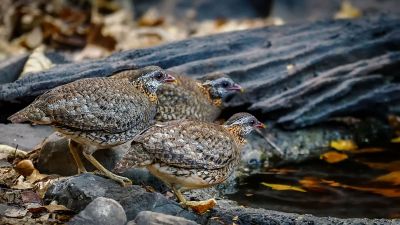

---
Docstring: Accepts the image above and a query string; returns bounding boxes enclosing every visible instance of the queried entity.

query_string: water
[229,146,400,219]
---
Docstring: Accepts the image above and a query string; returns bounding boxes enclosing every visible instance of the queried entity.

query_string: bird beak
[255,122,266,129]
[228,84,244,93]
[165,74,177,83]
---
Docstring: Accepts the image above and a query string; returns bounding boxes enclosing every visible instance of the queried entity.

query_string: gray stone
[44,173,202,222]
[0,123,53,151]
[133,211,199,225]
[209,200,400,225]
[68,197,127,225]
[36,132,128,176]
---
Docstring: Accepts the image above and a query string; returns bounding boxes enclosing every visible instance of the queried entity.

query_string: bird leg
[68,139,87,174]
[82,150,132,187]
[172,186,217,214]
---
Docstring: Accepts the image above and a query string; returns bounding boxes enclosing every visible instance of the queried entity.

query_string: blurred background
[1,0,399,61]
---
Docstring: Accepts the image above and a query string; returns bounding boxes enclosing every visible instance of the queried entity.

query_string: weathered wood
[1,16,399,128]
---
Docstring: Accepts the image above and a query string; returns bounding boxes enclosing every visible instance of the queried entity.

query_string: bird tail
[113,143,152,173]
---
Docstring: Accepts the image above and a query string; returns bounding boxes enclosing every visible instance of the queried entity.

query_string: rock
[68,197,127,225]
[209,200,400,225]
[0,124,53,151]
[132,211,199,225]
[44,173,202,222]
[36,132,128,176]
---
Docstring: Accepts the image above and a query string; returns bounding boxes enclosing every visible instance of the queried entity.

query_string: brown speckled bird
[112,70,242,122]
[113,112,264,208]
[8,66,176,186]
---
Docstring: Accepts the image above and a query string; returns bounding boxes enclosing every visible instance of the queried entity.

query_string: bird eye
[155,72,164,80]
[250,120,256,125]
[222,81,230,88]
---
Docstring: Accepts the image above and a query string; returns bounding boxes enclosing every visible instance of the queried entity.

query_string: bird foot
[181,198,217,214]
[77,168,88,174]
[92,170,133,187]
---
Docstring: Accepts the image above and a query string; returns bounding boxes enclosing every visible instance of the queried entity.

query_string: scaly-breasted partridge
[8,66,176,186]
[113,112,264,208]
[112,70,242,122]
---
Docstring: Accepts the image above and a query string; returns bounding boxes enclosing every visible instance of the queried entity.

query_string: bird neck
[198,84,222,107]
[225,125,247,146]
[133,81,158,103]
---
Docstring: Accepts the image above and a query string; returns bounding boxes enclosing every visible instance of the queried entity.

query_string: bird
[113,112,265,210]
[8,66,176,186]
[112,70,242,122]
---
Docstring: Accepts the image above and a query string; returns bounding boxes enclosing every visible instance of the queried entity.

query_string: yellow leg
[82,151,132,187]
[68,140,87,174]
[172,186,217,214]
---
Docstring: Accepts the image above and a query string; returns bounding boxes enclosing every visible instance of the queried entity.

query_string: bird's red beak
[255,122,266,129]
[228,84,244,93]
[165,74,176,83]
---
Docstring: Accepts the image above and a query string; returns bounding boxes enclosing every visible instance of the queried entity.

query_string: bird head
[202,77,243,99]
[224,112,265,137]
[137,66,176,93]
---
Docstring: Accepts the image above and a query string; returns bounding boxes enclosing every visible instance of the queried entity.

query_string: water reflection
[229,146,400,218]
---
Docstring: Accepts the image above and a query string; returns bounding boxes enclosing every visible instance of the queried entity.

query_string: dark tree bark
[1,16,399,128]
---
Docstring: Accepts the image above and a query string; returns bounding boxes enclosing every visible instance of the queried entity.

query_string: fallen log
[0,16,399,129]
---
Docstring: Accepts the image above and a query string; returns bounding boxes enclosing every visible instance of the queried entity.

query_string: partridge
[112,70,242,122]
[8,66,176,186]
[114,112,265,208]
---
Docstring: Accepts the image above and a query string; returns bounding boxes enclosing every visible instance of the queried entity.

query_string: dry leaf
[320,151,348,163]
[298,177,325,191]
[0,145,27,159]
[374,171,400,185]
[4,207,28,218]
[391,137,400,143]
[43,204,71,213]
[20,46,54,78]
[261,182,306,192]
[330,140,358,151]
[12,176,34,190]
[335,1,362,19]
[185,198,217,214]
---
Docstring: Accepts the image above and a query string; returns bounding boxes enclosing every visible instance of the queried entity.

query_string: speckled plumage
[9,66,175,186]
[10,77,156,147]
[112,71,241,122]
[114,113,264,190]
[156,75,222,122]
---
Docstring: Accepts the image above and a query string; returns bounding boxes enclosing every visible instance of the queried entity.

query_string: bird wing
[39,78,155,133]
[134,120,238,170]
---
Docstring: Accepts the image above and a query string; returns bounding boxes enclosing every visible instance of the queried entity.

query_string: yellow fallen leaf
[185,198,217,214]
[298,177,325,191]
[334,1,362,19]
[261,182,306,192]
[320,151,348,163]
[374,171,400,185]
[330,140,358,151]
[391,137,400,143]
